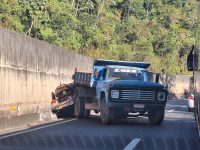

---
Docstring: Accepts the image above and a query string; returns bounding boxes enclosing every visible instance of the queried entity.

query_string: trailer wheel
[100,97,114,124]
[148,108,164,125]
[75,96,90,118]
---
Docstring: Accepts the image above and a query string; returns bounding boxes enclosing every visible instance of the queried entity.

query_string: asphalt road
[0,100,199,150]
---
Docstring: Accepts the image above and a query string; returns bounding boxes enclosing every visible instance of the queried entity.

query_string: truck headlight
[158,92,165,101]
[111,90,119,98]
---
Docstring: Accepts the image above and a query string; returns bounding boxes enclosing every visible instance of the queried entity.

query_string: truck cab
[73,59,168,125]
[94,65,148,100]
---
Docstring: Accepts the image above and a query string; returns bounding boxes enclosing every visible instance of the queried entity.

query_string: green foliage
[0,0,199,74]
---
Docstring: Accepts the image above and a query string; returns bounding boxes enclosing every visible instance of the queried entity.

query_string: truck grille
[120,90,156,101]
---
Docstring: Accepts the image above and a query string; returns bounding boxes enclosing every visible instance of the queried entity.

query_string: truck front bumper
[107,102,166,112]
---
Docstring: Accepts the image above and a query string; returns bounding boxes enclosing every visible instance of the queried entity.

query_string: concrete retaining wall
[149,73,193,99]
[0,29,93,130]
[160,74,193,99]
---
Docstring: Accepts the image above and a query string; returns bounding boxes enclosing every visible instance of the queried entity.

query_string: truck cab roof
[94,59,150,69]
[106,65,146,71]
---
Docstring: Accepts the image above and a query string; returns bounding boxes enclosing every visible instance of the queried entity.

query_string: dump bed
[73,71,92,87]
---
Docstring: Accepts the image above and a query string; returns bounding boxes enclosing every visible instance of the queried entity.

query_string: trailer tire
[148,108,165,125]
[75,96,90,119]
[100,97,114,124]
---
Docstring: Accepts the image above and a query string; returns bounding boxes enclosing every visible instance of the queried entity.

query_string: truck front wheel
[100,97,114,124]
[148,108,165,125]
[75,96,90,119]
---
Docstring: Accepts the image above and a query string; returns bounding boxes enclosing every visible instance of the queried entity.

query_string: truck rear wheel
[148,108,164,125]
[75,96,90,119]
[100,97,114,124]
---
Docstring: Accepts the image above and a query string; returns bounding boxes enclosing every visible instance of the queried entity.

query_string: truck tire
[75,96,90,119]
[100,97,114,124]
[148,108,164,125]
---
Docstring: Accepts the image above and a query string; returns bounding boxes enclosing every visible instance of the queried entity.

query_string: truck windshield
[108,68,146,81]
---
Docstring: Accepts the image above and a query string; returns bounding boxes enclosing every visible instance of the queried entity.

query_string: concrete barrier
[0,29,93,130]
[149,73,193,99]
[160,74,193,99]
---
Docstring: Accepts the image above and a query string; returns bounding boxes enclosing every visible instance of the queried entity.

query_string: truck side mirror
[102,68,107,80]
[94,68,99,79]
[155,74,160,83]
[187,45,194,71]
[72,74,75,80]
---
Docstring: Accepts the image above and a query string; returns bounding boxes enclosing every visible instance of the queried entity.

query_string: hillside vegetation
[0,0,199,74]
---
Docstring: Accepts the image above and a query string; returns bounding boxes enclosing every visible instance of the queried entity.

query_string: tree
[0,0,199,74]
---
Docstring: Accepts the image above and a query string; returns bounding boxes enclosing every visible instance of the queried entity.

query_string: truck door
[96,68,107,100]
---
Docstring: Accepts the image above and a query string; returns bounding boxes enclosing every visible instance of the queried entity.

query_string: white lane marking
[168,109,175,112]
[123,138,141,150]
[181,106,187,108]
[166,104,187,107]
[167,110,192,113]
[0,118,77,140]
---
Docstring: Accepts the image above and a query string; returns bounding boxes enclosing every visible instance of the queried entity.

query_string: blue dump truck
[73,59,168,125]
